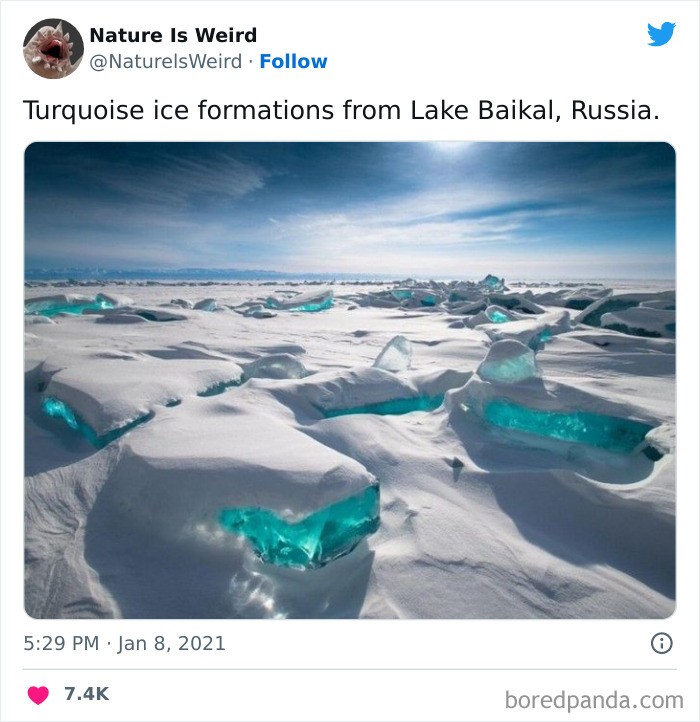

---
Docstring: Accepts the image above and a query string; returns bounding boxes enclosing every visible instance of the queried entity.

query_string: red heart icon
[28,686,49,705]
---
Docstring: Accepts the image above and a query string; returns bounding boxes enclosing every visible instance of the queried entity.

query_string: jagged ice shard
[219,486,380,569]
[373,335,412,372]
[477,340,539,384]
[479,273,506,291]
[390,289,413,301]
[485,306,512,324]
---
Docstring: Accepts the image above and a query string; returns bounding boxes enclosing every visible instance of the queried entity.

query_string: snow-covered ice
[24,277,676,619]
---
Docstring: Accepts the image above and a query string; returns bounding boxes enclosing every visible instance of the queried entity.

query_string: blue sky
[25,142,675,279]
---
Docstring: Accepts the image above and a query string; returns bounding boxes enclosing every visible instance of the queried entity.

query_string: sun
[429,141,473,155]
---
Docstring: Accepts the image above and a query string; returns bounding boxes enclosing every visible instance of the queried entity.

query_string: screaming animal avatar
[23,21,81,78]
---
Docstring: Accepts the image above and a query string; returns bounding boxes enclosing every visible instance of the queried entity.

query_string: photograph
[22,18,83,79]
[24,141,675,619]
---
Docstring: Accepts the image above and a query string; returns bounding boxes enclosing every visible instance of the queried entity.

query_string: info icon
[651,632,673,654]
[23,18,83,79]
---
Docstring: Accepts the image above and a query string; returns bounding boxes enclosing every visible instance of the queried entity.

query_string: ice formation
[534,287,612,310]
[359,284,446,309]
[448,299,487,315]
[483,399,655,453]
[219,485,380,569]
[23,276,675,620]
[460,339,659,457]
[133,309,187,322]
[266,288,334,312]
[372,335,412,372]
[243,354,308,380]
[486,293,545,315]
[601,307,675,339]
[576,292,676,337]
[639,299,675,311]
[243,304,277,319]
[193,298,221,312]
[352,276,548,316]
[39,357,244,438]
[482,310,571,351]
[476,340,540,384]
[294,366,463,420]
[467,305,516,328]
[169,298,194,309]
[478,274,506,292]
[486,306,512,323]
[103,405,379,545]
[95,292,133,307]
[41,396,151,448]
[25,294,114,317]
[413,290,439,306]
[390,289,414,301]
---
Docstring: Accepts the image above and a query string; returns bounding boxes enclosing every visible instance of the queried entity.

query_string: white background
[1,2,698,720]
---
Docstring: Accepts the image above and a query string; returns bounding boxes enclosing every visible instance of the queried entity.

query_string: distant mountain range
[24,268,391,281]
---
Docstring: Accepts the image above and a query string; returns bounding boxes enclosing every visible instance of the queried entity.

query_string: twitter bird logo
[648,22,675,46]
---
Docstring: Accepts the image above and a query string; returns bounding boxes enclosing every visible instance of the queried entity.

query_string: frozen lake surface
[24,277,675,619]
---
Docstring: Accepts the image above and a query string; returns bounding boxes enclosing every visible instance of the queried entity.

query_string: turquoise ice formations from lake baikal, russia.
[25,274,674,620]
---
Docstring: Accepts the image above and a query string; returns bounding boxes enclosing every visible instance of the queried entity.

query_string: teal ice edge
[41,396,151,448]
[196,378,244,397]
[25,298,115,317]
[322,394,444,418]
[265,297,334,312]
[483,398,660,456]
[219,485,380,569]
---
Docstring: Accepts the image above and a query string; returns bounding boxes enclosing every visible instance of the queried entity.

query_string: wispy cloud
[25,142,674,278]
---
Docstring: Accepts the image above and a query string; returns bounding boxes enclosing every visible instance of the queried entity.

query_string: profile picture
[23,19,83,79]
